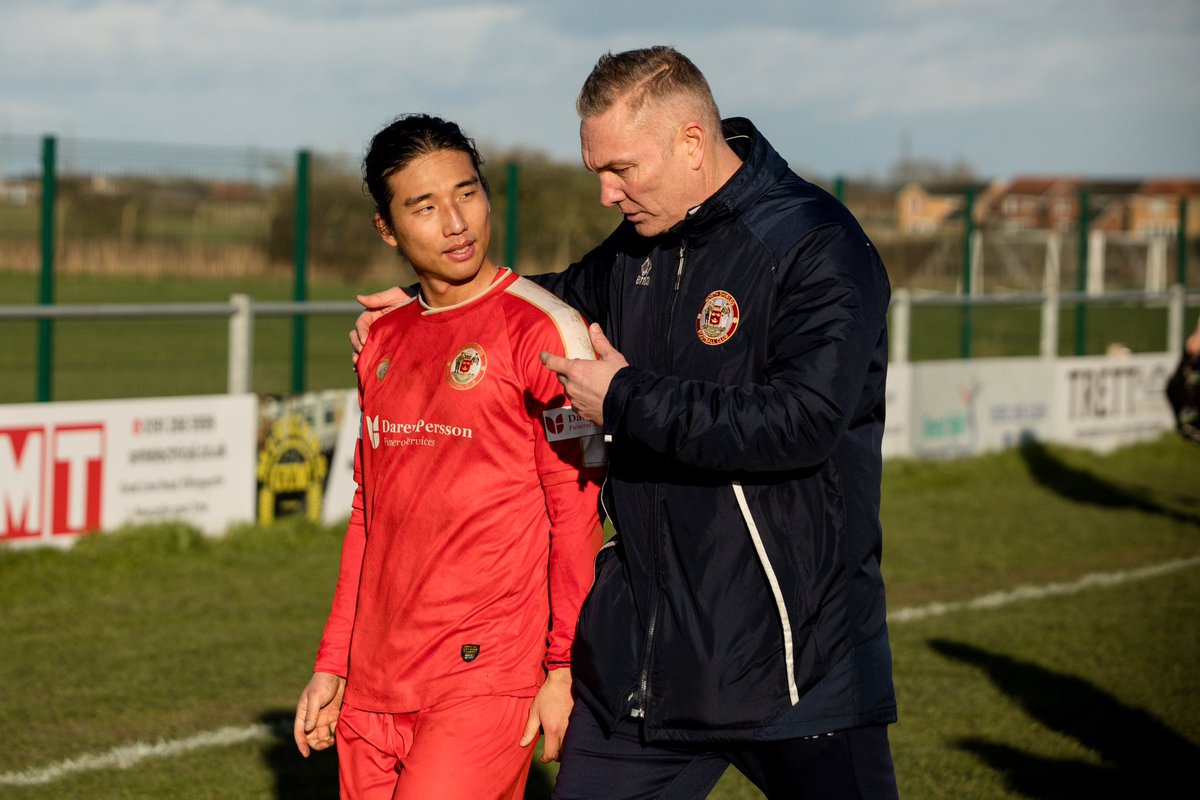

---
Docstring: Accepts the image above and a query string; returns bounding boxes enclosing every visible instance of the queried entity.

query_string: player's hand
[520,667,573,762]
[294,672,346,757]
[540,324,627,427]
[351,286,412,364]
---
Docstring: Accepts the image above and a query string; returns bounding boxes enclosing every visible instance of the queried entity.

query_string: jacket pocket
[732,481,801,705]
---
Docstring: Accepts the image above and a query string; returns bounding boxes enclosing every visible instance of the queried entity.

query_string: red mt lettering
[0,423,105,541]
[0,427,45,539]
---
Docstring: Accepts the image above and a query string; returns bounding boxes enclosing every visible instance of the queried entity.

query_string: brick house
[1129,179,1200,235]
[896,180,996,234]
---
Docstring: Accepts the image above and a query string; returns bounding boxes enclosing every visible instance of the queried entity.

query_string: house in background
[1129,179,1200,235]
[987,176,1084,232]
[903,176,1155,234]
[896,180,996,234]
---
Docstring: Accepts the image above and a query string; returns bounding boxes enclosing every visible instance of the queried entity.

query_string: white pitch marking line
[4,556,1198,787]
[0,723,282,787]
[889,555,1200,624]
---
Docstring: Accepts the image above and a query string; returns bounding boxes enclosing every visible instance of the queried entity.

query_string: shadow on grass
[259,711,339,800]
[1018,441,1200,526]
[256,710,555,799]
[929,639,1198,798]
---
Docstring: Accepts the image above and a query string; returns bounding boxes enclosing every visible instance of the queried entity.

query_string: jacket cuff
[602,366,640,437]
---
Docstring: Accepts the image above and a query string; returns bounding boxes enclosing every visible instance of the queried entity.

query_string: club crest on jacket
[696,290,740,346]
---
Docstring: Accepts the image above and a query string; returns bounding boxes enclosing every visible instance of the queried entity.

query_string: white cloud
[0,0,1196,176]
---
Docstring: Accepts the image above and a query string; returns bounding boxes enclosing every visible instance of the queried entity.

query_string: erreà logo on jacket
[635,257,652,286]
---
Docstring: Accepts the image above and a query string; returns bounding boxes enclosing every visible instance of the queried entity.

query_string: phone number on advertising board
[133,415,216,435]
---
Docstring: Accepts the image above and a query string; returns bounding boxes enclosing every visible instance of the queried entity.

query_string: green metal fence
[2,131,1196,404]
[0,132,635,402]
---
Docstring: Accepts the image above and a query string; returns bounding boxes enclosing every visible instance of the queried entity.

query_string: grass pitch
[1,436,1197,798]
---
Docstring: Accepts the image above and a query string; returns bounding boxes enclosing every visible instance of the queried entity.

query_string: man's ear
[374,213,398,247]
[681,121,706,170]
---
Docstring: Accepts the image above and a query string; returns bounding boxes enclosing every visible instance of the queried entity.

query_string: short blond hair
[576,46,721,130]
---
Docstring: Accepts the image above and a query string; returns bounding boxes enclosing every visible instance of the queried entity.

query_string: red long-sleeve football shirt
[315,269,604,713]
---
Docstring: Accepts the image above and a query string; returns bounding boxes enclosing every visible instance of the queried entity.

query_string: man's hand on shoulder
[351,286,414,364]
[540,324,627,426]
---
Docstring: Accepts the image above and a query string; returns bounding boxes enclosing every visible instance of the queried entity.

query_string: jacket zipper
[663,243,686,370]
[632,242,686,720]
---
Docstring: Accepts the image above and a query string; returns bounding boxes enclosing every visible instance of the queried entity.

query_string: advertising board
[909,358,1054,459]
[0,394,256,546]
[882,363,912,460]
[1051,354,1176,452]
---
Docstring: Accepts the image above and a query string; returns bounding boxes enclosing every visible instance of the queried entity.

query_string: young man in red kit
[292,114,604,800]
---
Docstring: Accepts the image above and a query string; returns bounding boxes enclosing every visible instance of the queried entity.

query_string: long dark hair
[363,114,489,228]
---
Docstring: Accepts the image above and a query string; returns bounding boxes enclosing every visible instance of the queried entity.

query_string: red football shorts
[335,694,537,800]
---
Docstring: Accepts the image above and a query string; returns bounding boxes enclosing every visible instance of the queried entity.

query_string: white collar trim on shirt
[418,267,512,315]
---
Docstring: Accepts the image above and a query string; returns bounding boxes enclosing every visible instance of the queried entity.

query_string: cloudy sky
[3,0,1198,180]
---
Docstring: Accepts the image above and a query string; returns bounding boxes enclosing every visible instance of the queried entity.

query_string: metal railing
[0,295,360,400]
[2,286,1196,403]
[889,284,1196,364]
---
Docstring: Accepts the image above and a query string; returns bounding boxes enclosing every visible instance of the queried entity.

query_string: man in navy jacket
[356,46,898,800]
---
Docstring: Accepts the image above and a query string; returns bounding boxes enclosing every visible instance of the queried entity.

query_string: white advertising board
[321,390,359,528]
[910,358,1054,459]
[0,394,257,546]
[882,363,912,460]
[1051,354,1176,452]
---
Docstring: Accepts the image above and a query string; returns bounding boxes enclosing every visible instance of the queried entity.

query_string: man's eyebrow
[589,160,629,173]
[401,176,480,208]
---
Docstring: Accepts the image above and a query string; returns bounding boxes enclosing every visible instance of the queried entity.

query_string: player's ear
[374,213,398,248]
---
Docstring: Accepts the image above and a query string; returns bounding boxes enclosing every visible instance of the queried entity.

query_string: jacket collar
[668,117,791,242]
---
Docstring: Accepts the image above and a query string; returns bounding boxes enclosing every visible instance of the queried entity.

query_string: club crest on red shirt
[446,343,487,390]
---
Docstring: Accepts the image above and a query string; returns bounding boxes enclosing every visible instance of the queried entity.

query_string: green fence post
[37,135,56,403]
[960,188,975,359]
[1075,190,1089,356]
[1178,196,1189,338]
[505,161,519,271]
[292,150,310,395]
[1178,196,1189,287]
[834,176,845,204]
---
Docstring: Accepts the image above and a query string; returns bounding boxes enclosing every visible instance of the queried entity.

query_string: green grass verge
[0,436,1197,798]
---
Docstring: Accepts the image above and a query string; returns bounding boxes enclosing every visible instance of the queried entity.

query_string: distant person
[294,114,604,800]
[353,47,898,799]
[1167,316,1200,444]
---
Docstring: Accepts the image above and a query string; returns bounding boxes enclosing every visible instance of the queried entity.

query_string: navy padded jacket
[538,118,897,742]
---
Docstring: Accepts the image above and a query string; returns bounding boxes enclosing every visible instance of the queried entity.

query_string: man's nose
[443,205,467,235]
[599,176,625,208]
